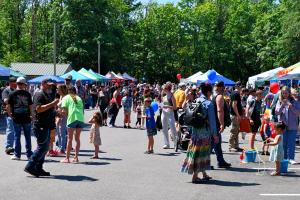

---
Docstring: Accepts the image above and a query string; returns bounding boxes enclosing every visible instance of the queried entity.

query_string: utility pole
[98,40,101,74]
[53,23,57,76]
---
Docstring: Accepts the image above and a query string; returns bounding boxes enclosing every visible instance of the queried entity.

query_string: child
[267,123,286,176]
[261,116,272,155]
[121,91,133,128]
[144,98,157,154]
[88,112,102,159]
[135,101,142,128]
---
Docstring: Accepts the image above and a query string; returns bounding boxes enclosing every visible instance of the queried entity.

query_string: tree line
[0,0,299,83]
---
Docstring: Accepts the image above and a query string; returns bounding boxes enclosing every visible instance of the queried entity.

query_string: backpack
[183,98,208,128]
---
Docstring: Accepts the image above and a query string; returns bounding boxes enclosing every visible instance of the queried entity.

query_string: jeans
[56,117,67,151]
[161,110,177,146]
[5,116,15,149]
[283,130,297,160]
[211,131,226,165]
[13,122,32,158]
[109,108,119,126]
[26,125,50,171]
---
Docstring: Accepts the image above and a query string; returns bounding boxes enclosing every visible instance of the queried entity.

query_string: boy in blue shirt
[144,98,157,154]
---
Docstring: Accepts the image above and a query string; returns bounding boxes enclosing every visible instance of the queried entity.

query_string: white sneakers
[11,155,20,160]
[289,160,298,165]
[163,145,170,149]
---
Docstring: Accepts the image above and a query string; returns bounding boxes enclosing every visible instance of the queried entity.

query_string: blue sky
[140,0,180,4]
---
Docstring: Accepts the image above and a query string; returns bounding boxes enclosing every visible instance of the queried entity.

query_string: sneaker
[24,166,40,177]
[5,147,14,155]
[163,145,170,149]
[108,124,113,128]
[289,160,298,165]
[38,169,51,176]
[47,150,57,157]
[127,125,132,129]
[11,155,20,160]
[218,162,232,168]
[124,125,127,128]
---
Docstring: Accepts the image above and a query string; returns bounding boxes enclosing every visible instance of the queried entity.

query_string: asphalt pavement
[0,109,300,200]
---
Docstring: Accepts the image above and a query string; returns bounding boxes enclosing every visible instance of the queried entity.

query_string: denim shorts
[67,120,85,129]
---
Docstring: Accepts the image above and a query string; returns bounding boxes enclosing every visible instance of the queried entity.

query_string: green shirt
[61,94,84,125]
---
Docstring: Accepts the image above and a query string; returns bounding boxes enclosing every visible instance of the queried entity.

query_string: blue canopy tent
[28,75,65,84]
[122,73,136,81]
[60,70,94,84]
[196,70,235,86]
[0,64,11,79]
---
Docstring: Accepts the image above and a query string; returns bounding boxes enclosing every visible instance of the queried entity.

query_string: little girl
[135,101,142,128]
[144,98,157,154]
[267,123,286,176]
[261,116,272,155]
[88,112,102,159]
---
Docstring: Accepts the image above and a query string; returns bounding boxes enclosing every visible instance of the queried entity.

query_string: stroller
[175,109,192,152]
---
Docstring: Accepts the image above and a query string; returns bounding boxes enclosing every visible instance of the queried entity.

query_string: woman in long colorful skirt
[181,83,219,184]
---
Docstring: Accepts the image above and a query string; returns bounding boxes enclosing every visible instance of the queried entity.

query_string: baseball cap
[9,77,17,82]
[65,75,72,80]
[178,82,186,88]
[41,78,55,84]
[215,81,225,87]
[16,77,27,84]
[235,81,242,87]
[192,85,197,90]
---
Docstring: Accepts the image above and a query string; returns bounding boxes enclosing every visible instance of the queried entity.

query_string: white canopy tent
[185,71,203,83]
[247,67,283,87]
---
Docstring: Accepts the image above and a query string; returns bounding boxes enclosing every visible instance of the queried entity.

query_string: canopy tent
[106,71,124,80]
[60,70,94,83]
[78,68,100,81]
[28,75,65,84]
[122,72,137,81]
[0,64,11,77]
[278,64,300,80]
[117,73,126,79]
[247,67,283,87]
[185,71,203,83]
[277,62,300,77]
[88,69,111,81]
[195,70,235,86]
[10,68,26,77]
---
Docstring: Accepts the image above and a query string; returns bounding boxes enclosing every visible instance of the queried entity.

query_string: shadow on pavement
[80,150,107,153]
[218,167,258,173]
[198,179,260,187]
[155,152,181,157]
[80,161,110,166]
[100,157,122,161]
[46,175,98,182]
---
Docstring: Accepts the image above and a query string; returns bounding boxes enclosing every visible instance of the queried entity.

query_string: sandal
[60,158,70,163]
[72,158,79,163]
[90,156,99,159]
[270,171,280,176]
[192,178,203,184]
[144,150,151,154]
[202,175,212,181]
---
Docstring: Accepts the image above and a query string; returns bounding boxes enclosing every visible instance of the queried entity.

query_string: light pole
[97,40,101,74]
[53,23,57,76]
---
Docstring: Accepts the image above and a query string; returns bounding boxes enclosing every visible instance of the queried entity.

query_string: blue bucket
[244,150,257,162]
[280,160,289,173]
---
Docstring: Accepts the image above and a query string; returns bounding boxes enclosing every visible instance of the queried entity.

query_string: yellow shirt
[174,89,185,108]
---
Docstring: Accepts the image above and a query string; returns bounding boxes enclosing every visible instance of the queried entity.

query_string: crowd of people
[1,75,299,182]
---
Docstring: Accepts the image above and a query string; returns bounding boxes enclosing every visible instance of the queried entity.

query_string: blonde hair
[279,86,290,102]
[68,87,78,104]
[57,84,68,96]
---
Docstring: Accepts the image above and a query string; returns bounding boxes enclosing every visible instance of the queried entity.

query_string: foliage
[0,0,300,83]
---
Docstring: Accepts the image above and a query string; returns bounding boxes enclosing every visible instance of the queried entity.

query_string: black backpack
[183,99,208,128]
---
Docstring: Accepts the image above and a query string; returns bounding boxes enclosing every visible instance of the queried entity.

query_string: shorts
[250,121,261,133]
[147,128,157,136]
[67,120,85,129]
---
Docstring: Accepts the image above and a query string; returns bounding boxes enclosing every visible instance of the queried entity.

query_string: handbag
[239,118,251,133]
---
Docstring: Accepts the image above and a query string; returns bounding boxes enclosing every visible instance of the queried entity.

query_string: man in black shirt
[2,77,17,155]
[7,77,33,160]
[25,78,59,177]
[229,81,243,152]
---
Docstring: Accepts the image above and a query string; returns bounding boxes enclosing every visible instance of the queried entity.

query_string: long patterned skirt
[181,127,211,174]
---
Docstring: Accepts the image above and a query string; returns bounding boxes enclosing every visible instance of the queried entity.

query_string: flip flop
[90,156,99,159]
[270,171,280,176]
[192,178,203,184]
[202,176,212,181]
[72,158,79,163]
[60,158,70,163]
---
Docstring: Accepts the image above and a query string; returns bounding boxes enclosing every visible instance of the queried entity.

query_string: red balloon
[270,82,280,94]
[176,73,182,80]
